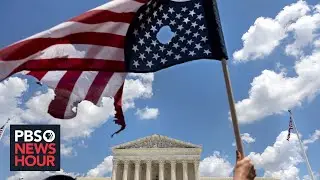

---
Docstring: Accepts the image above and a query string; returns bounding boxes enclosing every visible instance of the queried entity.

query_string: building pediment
[113,134,201,149]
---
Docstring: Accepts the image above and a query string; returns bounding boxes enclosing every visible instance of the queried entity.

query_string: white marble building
[79,134,277,180]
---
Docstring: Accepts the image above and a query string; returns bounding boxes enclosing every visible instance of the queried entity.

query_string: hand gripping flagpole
[288,110,315,180]
[221,58,245,156]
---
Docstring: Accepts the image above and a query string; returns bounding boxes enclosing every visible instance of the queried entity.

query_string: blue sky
[0,0,320,180]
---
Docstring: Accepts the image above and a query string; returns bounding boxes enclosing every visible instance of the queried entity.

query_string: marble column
[182,161,188,180]
[146,160,152,180]
[134,160,140,180]
[112,160,118,180]
[159,160,164,180]
[193,160,200,180]
[123,160,129,180]
[170,161,176,180]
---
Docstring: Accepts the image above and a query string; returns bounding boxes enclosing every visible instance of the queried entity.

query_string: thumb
[236,150,242,161]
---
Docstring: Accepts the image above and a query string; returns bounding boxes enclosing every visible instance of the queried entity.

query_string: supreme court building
[79,134,277,180]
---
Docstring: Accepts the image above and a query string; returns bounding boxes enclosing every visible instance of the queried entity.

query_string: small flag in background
[0,118,10,141]
[0,0,228,135]
[287,110,294,141]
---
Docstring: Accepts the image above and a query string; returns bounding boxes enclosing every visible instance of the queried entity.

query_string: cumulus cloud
[264,166,300,180]
[249,130,320,179]
[0,77,27,125]
[0,73,156,158]
[135,107,159,120]
[20,89,117,140]
[87,156,113,177]
[303,172,320,180]
[199,151,233,177]
[233,17,286,62]
[7,169,79,180]
[285,7,320,57]
[248,130,308,180]
[235,37,320,123]
[232,133,256,146]
[233,1,312,62]
[232,1,320,123]
[123,73,154,110]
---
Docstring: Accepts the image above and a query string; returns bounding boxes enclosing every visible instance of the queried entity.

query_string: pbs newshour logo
[10,125,60,171]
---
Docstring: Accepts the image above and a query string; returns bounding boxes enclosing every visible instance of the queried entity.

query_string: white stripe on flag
[64,71,99,118]
[91,0,144,12]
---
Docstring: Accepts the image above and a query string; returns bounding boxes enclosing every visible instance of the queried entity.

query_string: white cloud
[0,77,27,126]
[235,39,320,123]
[264,166,300,180]
[303,129,320,144]
[199,151,233,177]
[20,90,117,141]
[135,107,159,120]
[7,169,79,180]
[12,73,155,141]
[241,133,256,144]
[87,156,113,177]
[123,73,154,110]
[232,2,320,123]
[0,72,157,159]
[247,130,320,180]
[249,130,320,180]
[61,144,77,157]
[275,1,310,26]
[233,1,311,62]
[233,17,286,62]
[285,7,320,57]
[303,172,320,180]
[249,131,303,171]
[232,133,256,146]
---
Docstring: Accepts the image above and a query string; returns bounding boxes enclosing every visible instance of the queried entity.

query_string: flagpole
[288,110,315,180]
[221,58,244,156]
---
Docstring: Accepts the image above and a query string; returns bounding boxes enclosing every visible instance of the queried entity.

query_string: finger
[248,166,256,179]
[237,157,251,166]
[236,150,242,161]
[253,167,256,177]
[236,150,240,161]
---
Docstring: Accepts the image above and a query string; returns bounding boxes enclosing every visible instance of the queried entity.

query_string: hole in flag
[157,26,174,44]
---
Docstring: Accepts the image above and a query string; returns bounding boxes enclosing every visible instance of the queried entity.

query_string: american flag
[0,119,10,141]
[0,0,227,135]
[287,110,294,141]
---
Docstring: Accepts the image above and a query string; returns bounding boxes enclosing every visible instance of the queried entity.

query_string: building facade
[78,134,277,180]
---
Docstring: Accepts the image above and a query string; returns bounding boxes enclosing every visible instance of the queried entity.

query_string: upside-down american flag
[287,110,294,141]
[0,0,228,136]
[0,119,10,141]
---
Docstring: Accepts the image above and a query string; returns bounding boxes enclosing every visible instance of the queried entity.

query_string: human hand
[233,150,256,180]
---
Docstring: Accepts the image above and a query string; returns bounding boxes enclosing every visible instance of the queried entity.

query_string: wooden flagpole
[221,58,244,156]
[288,110,315,180]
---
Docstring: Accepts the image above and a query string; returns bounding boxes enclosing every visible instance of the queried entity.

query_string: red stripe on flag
[9,58,125,79]
[27,71,48,81]
[85,72,114,104]
[134,0,148,3]
[69,10,135,24]
[0,32,125,60]
[48,71,83,119]
[18,58,125,71]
